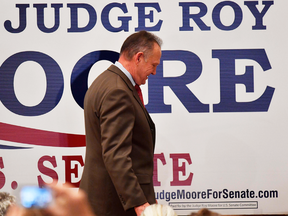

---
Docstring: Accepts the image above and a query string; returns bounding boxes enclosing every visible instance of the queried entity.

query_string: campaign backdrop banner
[0,0,287,215]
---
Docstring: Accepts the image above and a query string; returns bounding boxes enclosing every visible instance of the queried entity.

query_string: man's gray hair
[120,30,162,60]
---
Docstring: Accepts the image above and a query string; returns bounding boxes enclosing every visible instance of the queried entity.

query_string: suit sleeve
[99,87,147,210]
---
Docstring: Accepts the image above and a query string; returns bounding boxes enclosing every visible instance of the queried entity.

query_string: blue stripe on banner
[0,144,32,149]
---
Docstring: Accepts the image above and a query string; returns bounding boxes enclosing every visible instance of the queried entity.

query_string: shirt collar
[114,61,136,86]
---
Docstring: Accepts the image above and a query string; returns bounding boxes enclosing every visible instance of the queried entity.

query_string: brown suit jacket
[79,65,156,216]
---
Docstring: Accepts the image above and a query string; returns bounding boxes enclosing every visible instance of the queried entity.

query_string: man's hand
[134,202,150,216]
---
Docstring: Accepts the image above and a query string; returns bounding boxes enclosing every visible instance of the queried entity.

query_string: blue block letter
[179,2,210,31]
[146,50,209,113]
[4,4,29,33]
[212,1,243,31]
[135,3,163,31]
[244,1,274,30]
[212,49,274,112]
[33,4,63,33]
[71,51,119,109]
[67,3,97,32]
[0,52,64,116]
[101,3,131,32]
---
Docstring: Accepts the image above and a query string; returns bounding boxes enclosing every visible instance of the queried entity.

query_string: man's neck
[118,56,136,83]
[115,60,136,86]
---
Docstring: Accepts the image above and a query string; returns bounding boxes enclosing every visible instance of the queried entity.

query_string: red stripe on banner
[0,122,85,147]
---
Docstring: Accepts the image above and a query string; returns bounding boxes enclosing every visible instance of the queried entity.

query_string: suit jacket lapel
[107,65,155,130]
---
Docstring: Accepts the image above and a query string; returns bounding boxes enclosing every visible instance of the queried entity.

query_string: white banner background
[0,0,287,215]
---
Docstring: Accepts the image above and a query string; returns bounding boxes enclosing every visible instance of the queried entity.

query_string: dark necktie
[135,84,145,106]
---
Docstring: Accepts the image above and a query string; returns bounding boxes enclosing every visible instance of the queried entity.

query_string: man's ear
[135,52,144,63]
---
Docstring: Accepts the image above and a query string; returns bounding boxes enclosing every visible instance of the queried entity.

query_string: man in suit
[79,31,162,216]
